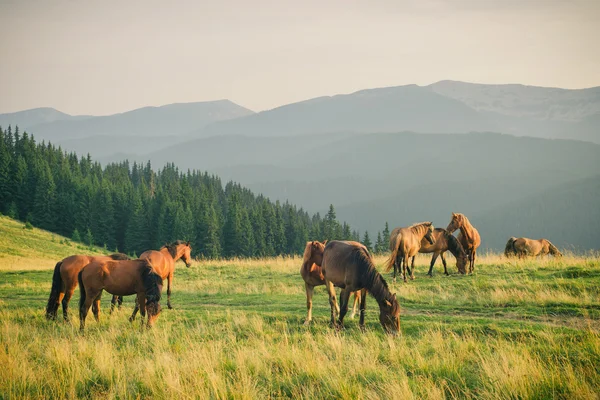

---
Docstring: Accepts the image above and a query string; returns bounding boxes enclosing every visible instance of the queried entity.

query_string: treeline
[0,126,382,258]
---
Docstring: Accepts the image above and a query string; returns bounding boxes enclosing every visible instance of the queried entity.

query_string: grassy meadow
[1,217,599,399]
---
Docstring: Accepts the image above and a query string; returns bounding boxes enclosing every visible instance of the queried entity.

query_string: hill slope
[0,215,108,270]
[0,107,88,131]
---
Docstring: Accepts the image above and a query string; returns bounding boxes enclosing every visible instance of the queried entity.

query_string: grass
[0,218,599,399]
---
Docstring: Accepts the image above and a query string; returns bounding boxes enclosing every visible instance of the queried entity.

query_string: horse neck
[160,247,177,262]
[411,224,429,239]
[366,270,392,306]
[458,217,474,241]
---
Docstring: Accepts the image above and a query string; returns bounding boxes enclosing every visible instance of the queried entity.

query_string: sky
[1,0,599,115]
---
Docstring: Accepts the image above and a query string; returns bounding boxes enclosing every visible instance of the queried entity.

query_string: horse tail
[385,233,401,272]
[78,269,86,314]
[45,261,63,320]
[504,237,517,257]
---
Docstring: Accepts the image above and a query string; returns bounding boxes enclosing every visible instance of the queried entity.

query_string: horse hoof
[359,325,366,333]
[168,305,173,310]
[303,319,312,326]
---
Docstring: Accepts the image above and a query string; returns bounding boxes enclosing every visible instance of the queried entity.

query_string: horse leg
[410,256,416,280]
[110,295,119,314]
[129,299,140,322]
[167,273,173,310]
[402,256,409,283]
[359,289,367,331]
[428,253,438,277]
[79,288,99,332]
[92,291,102,323]
[62,288,75,322]
[304,282,314,325]
[471,251,476,274]
[350,291,360,319]
[325,280,338,327]
[136,292,147,330]
[441,253,449,275]
[338,288,351,328]
[393,258,397,283]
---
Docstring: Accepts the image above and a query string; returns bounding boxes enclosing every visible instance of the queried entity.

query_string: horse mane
[410,221,432,230]
[141,263,162,304]
[545,239,561,256]
[162,240,187,258]
[444,230,466,257]
[109,253,130,261]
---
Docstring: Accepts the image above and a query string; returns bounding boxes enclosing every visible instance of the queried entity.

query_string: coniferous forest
[0,126,369,258]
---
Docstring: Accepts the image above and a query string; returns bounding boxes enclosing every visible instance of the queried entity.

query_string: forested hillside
[0,126,357,258]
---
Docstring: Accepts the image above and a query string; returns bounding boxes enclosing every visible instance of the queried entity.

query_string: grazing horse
[322,240,400,334]
[45,253,130,321]
[386,222,435,282]
[446,213,481,274]
[508,237,562,258]
[504,237,518,258]
[78,259,163,331]
[419,228,468,275]
[128,240,192,321]
[300,240,363,325]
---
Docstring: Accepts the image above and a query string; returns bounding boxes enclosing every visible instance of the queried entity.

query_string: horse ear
[452,212,456,217]
[392,293,397,300]
[384,299,392,307]
[186,241,190,246]
[322,240,328,245]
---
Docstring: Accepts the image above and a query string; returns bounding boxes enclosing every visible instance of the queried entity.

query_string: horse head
[379,293,401,335]
[446,213,463,233]
[424,222,435,245]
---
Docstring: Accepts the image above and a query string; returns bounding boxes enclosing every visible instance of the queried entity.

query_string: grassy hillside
[1,231,599,398]
[0,215,109,270]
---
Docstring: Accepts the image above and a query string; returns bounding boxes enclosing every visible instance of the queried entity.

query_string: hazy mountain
[474,175,600,251]
[13,100,254,143]
[194,85,495,138]
[0,107,89,130]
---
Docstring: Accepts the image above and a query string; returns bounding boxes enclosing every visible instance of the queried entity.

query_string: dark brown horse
[506,237,562,258]
[128,240,192,321]
[446,213,481,274]
[46,253,130,320]
[78,259,163,331]
[419,228,468,275]
[386,222,435,282]
[321,240,400,334]
[300,240,362,325]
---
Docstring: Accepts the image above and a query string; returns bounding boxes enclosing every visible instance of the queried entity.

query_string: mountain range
[1,80,599,250]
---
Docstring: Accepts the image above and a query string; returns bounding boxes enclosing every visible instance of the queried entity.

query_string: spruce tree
[362,231,372,252]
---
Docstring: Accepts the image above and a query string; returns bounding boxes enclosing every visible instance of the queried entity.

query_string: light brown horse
[321,240,400,334]
[78,259,163,331]
[46,253,130,321]
[506,237,562,258]
[128,240,192,321]
[301,240,362,325]
[446,213,481,274]
[419,228,468,275]
[386,222,435,282]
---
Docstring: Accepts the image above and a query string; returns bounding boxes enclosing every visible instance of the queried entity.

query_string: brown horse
[46,253,130,321]
[78,259,163,331]
[321,240,400,334]
[446,213,481,274]
[506,237,562,258]
[128,240,192,321]
[300,240,362,325]
[419,228,468,275]
[386,222,435,282]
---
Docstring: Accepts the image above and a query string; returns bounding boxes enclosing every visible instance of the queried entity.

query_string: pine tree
[85,228,94,247]
[72,228,82,243]
[362,231,372,252]
[382,222,390,244]
[375,231,384,254]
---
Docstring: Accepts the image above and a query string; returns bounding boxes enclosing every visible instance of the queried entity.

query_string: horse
[45,253,130,321]
[418,228,468,275]
[508,237,562,258]
[78,259,163,331]
[446,213,481,274]
[386,222,435,282]
[321,240,400,334]
[300,240,363,325]
[128,240,192,322]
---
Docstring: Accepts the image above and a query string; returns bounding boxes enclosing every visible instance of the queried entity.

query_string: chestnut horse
[321,240,400,334]
[300,240,362,325]
[419,228,468,275]
[386,222,435,282]
[78,259,163,331]
[446,213,481,274]
[45,253,130,321]
[506,237,562,258]
[128,240,192,321]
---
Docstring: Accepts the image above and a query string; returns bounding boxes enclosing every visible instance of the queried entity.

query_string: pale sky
[1,0,599,115]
